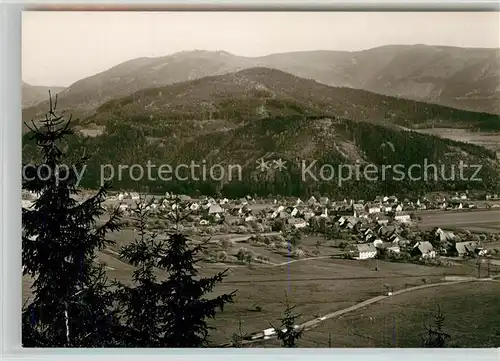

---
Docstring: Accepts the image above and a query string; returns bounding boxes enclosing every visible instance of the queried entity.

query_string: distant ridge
[22,44,500,117]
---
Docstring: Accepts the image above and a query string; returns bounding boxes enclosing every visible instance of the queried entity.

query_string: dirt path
[268,256,333,268]
[236,277,499,346]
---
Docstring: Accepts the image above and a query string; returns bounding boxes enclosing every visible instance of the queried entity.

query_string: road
[204,232,281,243]
[229,276,498,346]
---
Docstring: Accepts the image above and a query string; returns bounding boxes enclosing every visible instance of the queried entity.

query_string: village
[21,189,500,266]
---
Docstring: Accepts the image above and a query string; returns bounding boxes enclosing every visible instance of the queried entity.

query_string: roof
[357,244,377,253]
[287,217,306,225]
[456,241,478,255]
[415,241,434,254]
[208,204,224,214]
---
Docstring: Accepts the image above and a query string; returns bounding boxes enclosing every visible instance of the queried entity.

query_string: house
[382,205,393,213]
[375,216,391,226]
[190,203,200,211]
[130,192,140,200]
[336,216,348,226]
[308,196,318,205]
[377,242,401,253]
[320,197,330,205]
[346,244,377,260]
[208,204,224,214]
[178,194,192,202]
[435,228,455,243]
[388,196,398,203]
[455,241,478,257]
[118,204,129,211]
[394,212,411,223]
[411,241,436,258]
[392,204,403,213]
[366,205,381,214]
[287,218,308,229]
[353,203,365,213]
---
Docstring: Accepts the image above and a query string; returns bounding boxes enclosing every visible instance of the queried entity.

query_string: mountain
[22,82,66,108]
[22,68,500,199]
[22,45,500,119]
[83,67,500,133]
[23,113,500,199]
[259,45,500,114]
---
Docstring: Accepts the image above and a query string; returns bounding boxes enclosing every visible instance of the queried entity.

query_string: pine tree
[22,93,122,347]
[115,197,167,347]
[117,198,236,347]
[272,293,304,347]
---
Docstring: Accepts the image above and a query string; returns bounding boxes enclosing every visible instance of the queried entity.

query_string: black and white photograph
[21,11,500,348]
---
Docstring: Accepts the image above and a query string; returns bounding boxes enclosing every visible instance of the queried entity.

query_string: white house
[308,196,318,205]
[208,204,224,214]
[394,213,411,223]
[347,244,377,260]
[130,192,140,200]
[287,218,308,229]
[366,205,381,214]
[392,204,403,212]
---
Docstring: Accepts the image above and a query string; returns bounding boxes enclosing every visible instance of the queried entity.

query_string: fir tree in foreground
[272,293,304,347]
[22,93,122,347]
[116,199,236,347]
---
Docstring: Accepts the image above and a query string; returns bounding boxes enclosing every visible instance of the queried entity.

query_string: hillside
[83,68,500,133]
[22,82,66,108]
[260,45,500,114]
[21,45,500,119]
[23,111,500,199]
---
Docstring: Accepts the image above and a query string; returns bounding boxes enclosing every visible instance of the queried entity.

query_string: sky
[22,11,500,87]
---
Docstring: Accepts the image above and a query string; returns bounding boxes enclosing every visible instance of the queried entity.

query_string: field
[415,128,500,158]
[415,209,500,233]
[291,281,500,348]
[203,255,480,345]
[21,201,500,347]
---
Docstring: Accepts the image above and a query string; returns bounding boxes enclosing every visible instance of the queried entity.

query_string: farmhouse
[287,218,308,229]
[366,205,381,214]
[411,241,436,258]
[455,241,478,257]
[208,204,224,214]
[435,228,455,243]
[346,244,377,260]
[377,242,401,253]
[394,212,411,223]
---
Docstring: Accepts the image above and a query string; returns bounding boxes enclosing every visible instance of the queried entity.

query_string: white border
[2,1,500,360]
